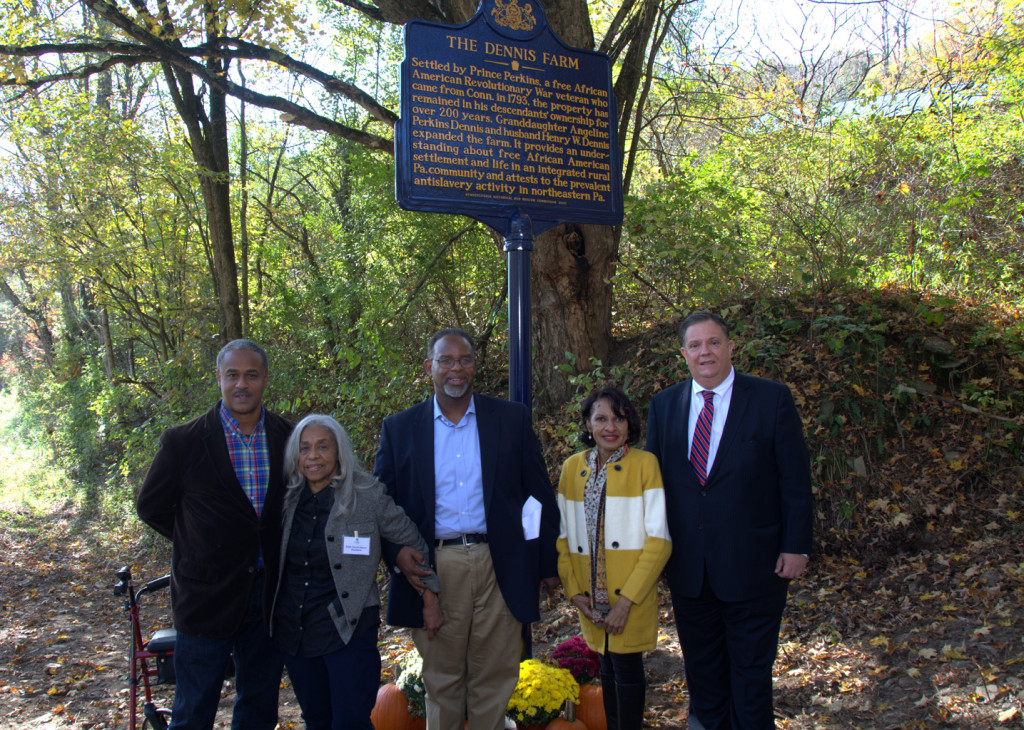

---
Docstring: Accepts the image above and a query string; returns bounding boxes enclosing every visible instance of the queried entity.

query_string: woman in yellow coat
[557,386,671,730]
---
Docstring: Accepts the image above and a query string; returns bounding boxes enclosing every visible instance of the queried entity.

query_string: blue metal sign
[396,0,623,237]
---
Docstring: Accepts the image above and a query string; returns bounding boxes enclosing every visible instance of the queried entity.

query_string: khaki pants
[413,543,521,730]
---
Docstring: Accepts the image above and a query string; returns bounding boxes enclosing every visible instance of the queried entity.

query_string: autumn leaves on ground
[1,290,1022,729]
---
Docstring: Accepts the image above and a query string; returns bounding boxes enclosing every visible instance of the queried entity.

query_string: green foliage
[11,345,108,507]
[618,162,764,334]
[617,0,1024,308]
[2,0,1023,523]
[555,353,631,399]
[0,389,75,513]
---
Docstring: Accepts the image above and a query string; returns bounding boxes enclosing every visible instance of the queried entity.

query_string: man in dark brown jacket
[137,339,293,730]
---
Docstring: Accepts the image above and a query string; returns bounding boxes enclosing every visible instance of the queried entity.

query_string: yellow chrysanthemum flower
[506,659,581,724]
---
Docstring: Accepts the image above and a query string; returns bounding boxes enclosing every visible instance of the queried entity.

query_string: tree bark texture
[531,224,617,406]
[0,276,56,367]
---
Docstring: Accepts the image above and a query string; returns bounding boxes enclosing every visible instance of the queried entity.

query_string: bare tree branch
[10,0,399,151]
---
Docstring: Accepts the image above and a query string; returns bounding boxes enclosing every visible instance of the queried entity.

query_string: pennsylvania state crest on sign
[491,0,537,32]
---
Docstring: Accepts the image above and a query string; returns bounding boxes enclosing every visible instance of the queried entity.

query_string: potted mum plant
[370,649,427,730]
[551,636,600,684]
[396,651,427,721]
[552,636,605,730]
[506,658,580,729]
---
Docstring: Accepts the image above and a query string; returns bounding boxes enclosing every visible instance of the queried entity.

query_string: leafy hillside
[538,287,1024,564]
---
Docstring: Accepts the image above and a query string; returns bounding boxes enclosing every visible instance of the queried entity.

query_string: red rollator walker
[114,566,176,730]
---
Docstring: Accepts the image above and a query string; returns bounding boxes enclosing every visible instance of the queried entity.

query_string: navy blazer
[373,393,559,627]
[137,404,293,637]
[646,373,813,602]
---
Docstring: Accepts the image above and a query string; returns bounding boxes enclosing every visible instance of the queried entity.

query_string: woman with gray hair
[269,414,441,730]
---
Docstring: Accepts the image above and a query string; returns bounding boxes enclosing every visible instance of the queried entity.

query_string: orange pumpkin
[576,683,606,730]
[370,683,425,730]
[548,718,587,729]
[548,700,587,729]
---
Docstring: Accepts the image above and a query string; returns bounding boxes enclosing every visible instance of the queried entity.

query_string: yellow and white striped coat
[556,448,672,654]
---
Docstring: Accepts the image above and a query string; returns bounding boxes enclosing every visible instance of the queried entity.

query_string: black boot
[601,671,619,730]
[615,681,646,730]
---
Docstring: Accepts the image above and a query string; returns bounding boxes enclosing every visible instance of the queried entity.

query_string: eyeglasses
[434,356,476,369]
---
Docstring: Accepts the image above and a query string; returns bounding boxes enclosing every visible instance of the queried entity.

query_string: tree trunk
[202,83,243,341]
[162,58,243,342]
[238,72,251,336]
[0,275,56,367]
[531,223,618,407]
[100,305,115,380]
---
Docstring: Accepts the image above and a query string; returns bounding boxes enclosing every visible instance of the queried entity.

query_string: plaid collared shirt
[219,402,270,518]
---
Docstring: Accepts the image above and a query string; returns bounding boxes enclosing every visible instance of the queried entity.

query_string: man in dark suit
[646,312,813,730]
[137,339,293,730]
[374,328,559,730]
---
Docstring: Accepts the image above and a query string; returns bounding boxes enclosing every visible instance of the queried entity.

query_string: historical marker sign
[396,0,623,236]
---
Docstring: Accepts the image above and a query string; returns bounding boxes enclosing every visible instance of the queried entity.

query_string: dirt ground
[1,502,1022,729]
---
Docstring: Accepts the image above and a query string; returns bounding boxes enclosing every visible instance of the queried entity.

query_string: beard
[443,381,470,398]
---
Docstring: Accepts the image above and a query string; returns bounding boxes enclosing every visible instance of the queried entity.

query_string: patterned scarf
[584,444,628,626]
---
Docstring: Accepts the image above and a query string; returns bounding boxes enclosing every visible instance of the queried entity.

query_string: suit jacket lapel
[202,405,259,519]
[414,399,437,532]
[707,373,749,485]
[677,380,693,445]
[204,407,244,493]
[673,381,700,490]
[474,395,498,513]
[265,415,286,493]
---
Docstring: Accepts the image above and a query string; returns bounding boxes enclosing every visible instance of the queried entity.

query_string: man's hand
[541,575,561,594]
[775,552,809,580]
[396,546,434,593]
[421,591,444,639]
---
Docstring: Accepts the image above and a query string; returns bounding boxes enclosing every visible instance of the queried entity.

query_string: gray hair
[217,339,269,373]
[283,414,373,517]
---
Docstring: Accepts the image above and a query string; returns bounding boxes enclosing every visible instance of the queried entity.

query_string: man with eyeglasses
[374,328,559,730]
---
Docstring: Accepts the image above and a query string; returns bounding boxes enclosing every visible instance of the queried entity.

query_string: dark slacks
[600,644,645,685]
[672,576,789,730]
[169,575,282,730]
[283,622,381,730]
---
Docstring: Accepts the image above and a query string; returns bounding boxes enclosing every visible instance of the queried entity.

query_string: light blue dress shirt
[433,395,487,539]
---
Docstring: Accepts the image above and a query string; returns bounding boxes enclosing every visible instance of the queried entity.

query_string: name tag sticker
[343,535,371,555]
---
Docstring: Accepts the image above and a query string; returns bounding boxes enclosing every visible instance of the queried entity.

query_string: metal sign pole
[505,213,533,413]
[508,212,537,660]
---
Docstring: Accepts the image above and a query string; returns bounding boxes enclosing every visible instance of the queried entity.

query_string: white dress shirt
[686,367,736,474]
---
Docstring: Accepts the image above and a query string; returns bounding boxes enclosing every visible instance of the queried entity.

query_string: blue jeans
[169,575,282,730]
[283,622,381,730]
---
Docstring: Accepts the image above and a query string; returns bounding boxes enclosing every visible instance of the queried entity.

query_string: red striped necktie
[690,390,715,485]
